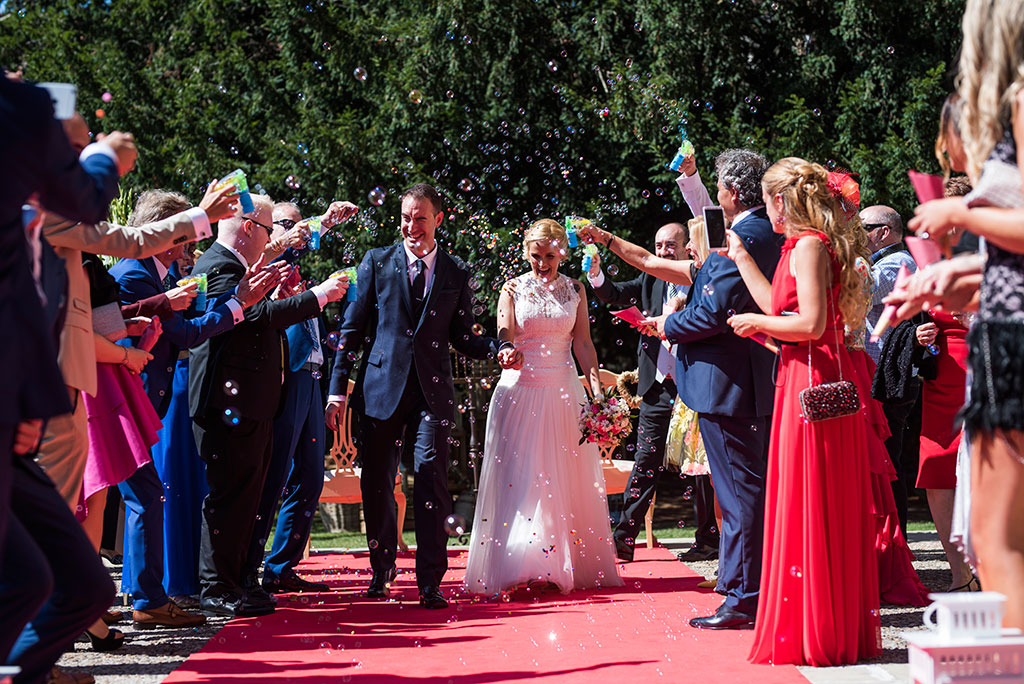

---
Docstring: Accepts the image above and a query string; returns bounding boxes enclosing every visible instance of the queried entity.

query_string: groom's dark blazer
[328,243,503,420]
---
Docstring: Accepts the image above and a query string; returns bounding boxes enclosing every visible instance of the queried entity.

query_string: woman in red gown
[726,158,881,666]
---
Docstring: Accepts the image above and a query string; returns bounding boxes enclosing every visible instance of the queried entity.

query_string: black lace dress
[963,129,1024,433]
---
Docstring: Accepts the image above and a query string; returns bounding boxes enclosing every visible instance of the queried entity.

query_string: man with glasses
[188,194,350,617]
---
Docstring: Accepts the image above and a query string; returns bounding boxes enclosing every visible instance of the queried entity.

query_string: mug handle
[923,603,938,630]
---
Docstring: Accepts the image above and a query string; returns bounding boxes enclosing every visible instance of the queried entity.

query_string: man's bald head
[859,205,903,253]
[654,222,687,260]
[218,194,274,264]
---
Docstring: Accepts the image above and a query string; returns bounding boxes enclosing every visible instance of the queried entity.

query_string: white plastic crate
[906,631,1024,684]
[925,592,1009,640]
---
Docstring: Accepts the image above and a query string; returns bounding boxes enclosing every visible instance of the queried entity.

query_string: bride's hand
[497,345,523,369]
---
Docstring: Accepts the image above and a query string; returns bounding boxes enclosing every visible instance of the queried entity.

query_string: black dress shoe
[676,543,719,562]
[419,586,448,609]
[263,573,330,594]
[614,538,634,562]
[199,594,245,617]
[367,567,397,598]
[689,604,755,630]
[244,584,277,608]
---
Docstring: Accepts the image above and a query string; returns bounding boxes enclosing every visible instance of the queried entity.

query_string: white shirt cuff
[224,296,245,324]
[310,285,329,309]
[185,207,212,240]
[675,170,701,190]
[588,270,605,288]
[79,141,118,166]
[328,394,346,402]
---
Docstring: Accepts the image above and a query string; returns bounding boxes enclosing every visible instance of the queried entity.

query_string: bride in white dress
[465,219,623,595]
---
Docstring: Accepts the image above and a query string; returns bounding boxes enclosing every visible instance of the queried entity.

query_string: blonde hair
[762,157,871,328]
[522,218,568,260]
[957,0,1024,179]
[687,216,709,264]
[935,94,964,179]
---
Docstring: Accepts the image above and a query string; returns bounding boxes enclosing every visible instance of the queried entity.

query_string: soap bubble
[789,565,803,579]
[95,109,105,119]
[546,60,559,72]
[223,380,239,396]
[368,539,378,549]
[458,178,474,192]
[409,89,423,104]
[325,331,341,350]
[702,283,715,296]
[101,92,112,102]
[886,45,895,55]
[353,66,367,81]
[472,323,484,336]
[607,264,620,276]
[368,187,386,206]
[285,175,301,190]
[222,407,240,426]
[444,514,467,536]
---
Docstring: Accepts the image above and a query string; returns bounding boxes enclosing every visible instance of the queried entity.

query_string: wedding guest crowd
[3,0,1024,679]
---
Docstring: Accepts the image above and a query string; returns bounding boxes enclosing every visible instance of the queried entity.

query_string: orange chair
[319,379,408,552]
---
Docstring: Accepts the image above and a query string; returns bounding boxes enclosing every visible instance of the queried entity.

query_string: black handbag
[798,293,861,422]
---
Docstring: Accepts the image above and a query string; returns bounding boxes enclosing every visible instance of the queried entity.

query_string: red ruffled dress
[749,232,881,667]
[917,310,968,489]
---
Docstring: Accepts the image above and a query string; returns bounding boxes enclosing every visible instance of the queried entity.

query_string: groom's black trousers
[359,370,451,590]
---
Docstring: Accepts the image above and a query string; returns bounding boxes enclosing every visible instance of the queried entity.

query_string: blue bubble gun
[215,169,254,214]
[669,138,695,172]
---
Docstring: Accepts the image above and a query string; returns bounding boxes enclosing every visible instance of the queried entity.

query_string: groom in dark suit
[647,149,782,629]
[325,183,520,609]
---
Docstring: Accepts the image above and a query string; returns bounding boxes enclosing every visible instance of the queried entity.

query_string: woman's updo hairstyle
[762,157,871,329]
[522,218,568,261]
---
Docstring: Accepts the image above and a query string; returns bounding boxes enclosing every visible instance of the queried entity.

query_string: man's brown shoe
[46,666,95,684]
[133,601,207,629]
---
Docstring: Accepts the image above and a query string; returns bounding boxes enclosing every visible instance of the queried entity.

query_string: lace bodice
[509,273,580,386]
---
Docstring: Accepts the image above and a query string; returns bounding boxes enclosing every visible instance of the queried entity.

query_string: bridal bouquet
[579,391,633,448]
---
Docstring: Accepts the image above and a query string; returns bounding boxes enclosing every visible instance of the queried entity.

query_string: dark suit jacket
[110,256,236,417]
[188,242,322,422]
[592,273,668,398]
[328,244,503,421]
[663,209,783,418]
[1,76,120,424]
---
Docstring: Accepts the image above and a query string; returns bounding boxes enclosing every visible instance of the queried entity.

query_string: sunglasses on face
[862,222,888,232]
[273,218,297,230]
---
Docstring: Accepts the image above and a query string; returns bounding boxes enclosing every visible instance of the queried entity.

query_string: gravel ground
[54,531,950,683]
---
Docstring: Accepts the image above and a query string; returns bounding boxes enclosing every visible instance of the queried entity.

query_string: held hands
[727,312,760,338]
[199,178,240,223]
[96,131,137,176]
[165,281,198,311]
[907,197,968,240]
[497,345,524,370]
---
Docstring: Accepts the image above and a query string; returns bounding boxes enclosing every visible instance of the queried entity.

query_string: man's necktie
[411,259,426,315]
[163,272,177,293]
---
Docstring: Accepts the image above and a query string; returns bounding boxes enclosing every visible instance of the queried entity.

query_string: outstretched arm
[571,282,602,397]
[576,223,694,286]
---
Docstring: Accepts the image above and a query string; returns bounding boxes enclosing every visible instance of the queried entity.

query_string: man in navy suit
[647,150,780,629]
[325,184,520,609]
[110,189,273,629]
[0,72,137,684]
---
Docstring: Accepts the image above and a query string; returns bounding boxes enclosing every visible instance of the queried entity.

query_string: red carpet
[164,547,804,683]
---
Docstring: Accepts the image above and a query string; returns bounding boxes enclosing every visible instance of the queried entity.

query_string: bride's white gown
[465,273,623,595]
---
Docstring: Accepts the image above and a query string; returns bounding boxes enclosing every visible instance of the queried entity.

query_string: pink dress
[80,362,162,515]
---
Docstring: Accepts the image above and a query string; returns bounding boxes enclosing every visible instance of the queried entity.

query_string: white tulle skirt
[464,365,623,595]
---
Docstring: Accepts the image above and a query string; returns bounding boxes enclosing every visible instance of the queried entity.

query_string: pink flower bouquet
[578,390,634,448]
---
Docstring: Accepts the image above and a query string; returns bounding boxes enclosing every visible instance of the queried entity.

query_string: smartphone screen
[703,206,726,248]
[37,82,78,120]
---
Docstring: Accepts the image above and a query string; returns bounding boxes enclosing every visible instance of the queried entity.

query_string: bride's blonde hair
[522,218,568,261]
[762,157,871,329]
[957,0,1024,179]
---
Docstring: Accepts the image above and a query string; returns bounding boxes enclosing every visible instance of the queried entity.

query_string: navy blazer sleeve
[328,251,376,397]
[662,255,745,344]
[204,259,320,332]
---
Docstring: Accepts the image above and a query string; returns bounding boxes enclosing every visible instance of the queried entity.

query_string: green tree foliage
[0,0,963,368]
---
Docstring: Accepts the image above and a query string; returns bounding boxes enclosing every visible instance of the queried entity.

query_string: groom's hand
[497,345,523,370]
[325,398,345,432]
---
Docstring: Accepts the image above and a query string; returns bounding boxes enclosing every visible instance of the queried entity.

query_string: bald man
[587,222,720,562]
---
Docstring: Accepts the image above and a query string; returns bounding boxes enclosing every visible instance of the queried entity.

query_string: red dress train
[749,232,881,666]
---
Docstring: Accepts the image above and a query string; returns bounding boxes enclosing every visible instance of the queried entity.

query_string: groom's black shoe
[419,586,448,609]
[689,603,755,630]
[367,567,397,599]
[614,538,634,562]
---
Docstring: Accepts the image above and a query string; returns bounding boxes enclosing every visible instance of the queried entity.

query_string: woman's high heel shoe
[950,576,981,592]
[85,627,125,652]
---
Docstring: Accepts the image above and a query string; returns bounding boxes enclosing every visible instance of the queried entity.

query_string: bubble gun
[582,244,598,272]
[214,169,254,215]
[669,138,695,173]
